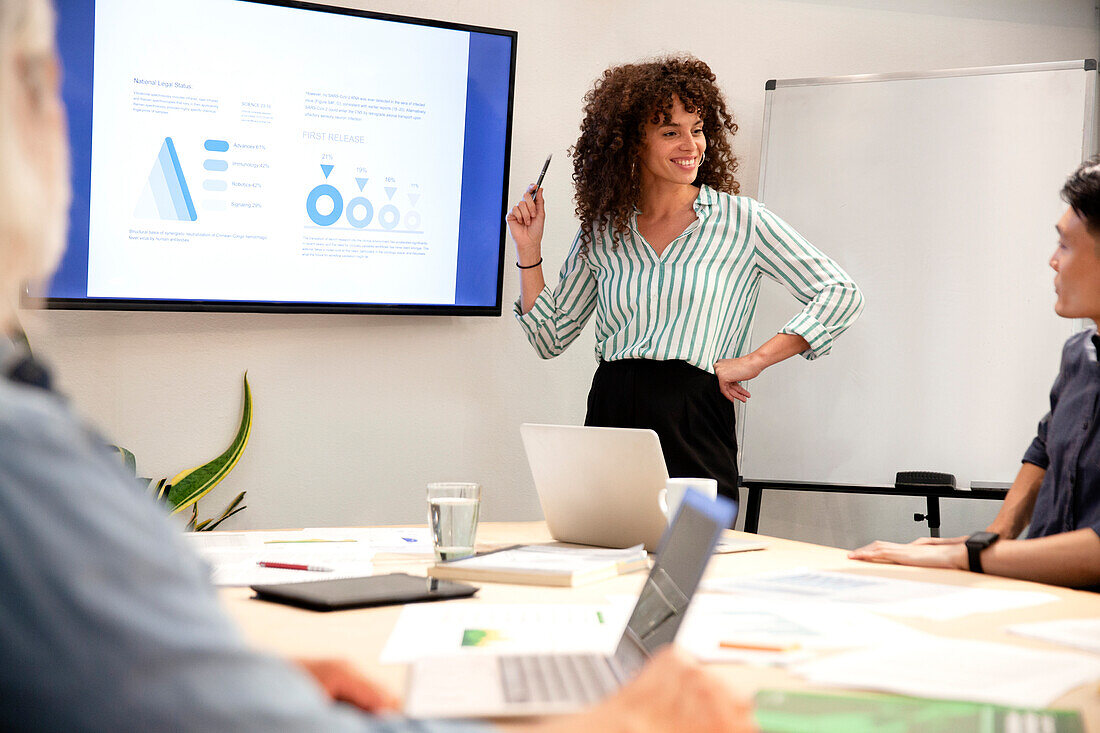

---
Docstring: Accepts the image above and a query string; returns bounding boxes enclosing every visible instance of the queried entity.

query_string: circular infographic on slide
[345,196,374,228]
[404,210,421,230]
[306,184,343,227]
[379,204,400,230]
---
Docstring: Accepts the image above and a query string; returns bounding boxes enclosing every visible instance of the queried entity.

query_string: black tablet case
[251,572,477,611]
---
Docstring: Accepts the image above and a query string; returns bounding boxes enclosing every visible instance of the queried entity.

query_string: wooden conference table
[220,522,1100,727]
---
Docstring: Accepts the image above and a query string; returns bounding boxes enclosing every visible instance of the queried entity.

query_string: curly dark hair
[570,55,740,252]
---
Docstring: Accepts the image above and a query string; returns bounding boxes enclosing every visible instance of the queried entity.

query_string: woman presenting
[508,55,864,504]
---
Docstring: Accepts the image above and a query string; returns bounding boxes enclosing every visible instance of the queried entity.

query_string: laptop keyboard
[499,653,619,705]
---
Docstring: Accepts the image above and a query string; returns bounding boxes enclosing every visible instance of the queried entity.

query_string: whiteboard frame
[758,60,1098,225]
[766,59,1097,88]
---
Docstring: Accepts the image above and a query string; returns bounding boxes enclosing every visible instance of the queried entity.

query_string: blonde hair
[0,0,67,323]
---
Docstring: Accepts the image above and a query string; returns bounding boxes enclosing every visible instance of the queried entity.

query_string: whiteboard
[741,61,1097,490]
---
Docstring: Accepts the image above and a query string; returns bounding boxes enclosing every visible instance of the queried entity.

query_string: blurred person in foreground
[0,1,753,731]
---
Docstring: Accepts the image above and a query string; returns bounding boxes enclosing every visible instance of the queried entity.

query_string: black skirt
[584,359,740,504]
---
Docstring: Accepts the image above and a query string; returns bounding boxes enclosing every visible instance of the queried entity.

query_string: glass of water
[426,482,481,561]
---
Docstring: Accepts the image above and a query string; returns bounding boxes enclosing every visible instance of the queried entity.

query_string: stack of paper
[427,544,648,587]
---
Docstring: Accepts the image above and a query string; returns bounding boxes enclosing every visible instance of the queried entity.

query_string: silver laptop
[404,490,738,718]
[520,423,670,551]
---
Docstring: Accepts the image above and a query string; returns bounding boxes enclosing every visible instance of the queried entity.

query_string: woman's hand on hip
[714,356,763,404]
[507,185,545,266]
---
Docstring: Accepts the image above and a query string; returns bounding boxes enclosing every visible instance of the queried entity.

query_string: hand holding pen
[506,154,550,269]
[530,153,551,201]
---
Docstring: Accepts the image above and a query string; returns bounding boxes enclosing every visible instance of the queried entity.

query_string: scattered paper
[380,603,628,663]
[183,530,374,586]
[703,568,1057,620]
[1007,618,1100,655]
[792,638,1100,708]
[682,594,930,664]
[605,592,928,667]
[303,527,434,554]
[714,536,768,554]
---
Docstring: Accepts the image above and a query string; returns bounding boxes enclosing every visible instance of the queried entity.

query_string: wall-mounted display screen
[37,0,516,315]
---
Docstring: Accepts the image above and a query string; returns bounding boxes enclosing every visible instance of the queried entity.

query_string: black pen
[530,154,552,200]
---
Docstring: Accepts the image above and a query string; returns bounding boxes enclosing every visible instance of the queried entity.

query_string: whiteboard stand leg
[743,486,762,534]
[914,497,942,538]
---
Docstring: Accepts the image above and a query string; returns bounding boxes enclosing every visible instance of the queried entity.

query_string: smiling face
[637,95,705,190]
[1051,207,1100,325]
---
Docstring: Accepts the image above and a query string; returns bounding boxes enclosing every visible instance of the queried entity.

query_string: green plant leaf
[220,491,247,517]
[148,478,169,502]
[195,491,247,532]
[200,505,247,532]
[111,445,137,477]
[168,374,252,515]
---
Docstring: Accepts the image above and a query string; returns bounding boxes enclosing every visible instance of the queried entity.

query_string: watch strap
[966,541,984,573]
[965,532,999,573]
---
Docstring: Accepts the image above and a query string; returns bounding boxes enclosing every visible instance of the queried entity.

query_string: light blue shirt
[0,337,487,732]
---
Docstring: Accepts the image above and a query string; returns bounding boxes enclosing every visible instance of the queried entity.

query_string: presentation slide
[50,0,514,311]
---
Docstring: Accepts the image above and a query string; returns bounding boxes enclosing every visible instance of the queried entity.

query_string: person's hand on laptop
[502,646,755,733]
[295,658,401,713]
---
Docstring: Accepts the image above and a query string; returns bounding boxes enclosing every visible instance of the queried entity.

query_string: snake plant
[115,373,252,531]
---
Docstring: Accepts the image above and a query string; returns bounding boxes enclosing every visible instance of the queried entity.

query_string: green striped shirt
[514,185,864,372]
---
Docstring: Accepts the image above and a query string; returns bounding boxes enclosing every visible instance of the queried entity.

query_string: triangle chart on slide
[134,137,197,222]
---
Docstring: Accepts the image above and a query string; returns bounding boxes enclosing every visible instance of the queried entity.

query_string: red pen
[257,561,333,572]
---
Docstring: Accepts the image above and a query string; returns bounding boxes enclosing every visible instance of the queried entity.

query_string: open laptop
[404,490,737,718]
[520,423,671,551]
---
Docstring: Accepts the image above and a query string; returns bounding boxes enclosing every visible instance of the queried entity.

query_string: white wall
[21,0,1099,545]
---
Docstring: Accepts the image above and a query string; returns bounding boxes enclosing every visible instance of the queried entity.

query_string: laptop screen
[611,490,737,677]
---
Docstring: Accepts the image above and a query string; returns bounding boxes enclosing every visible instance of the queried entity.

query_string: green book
[753,689,1084,733]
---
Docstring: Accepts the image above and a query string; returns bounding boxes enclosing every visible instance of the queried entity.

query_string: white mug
[658,477,718,523]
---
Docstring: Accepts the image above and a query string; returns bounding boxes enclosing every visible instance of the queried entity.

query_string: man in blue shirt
[0,2,752,731]
[851,158,1100,590]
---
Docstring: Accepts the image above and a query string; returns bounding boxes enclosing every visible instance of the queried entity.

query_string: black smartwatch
[964,531,1000,573]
